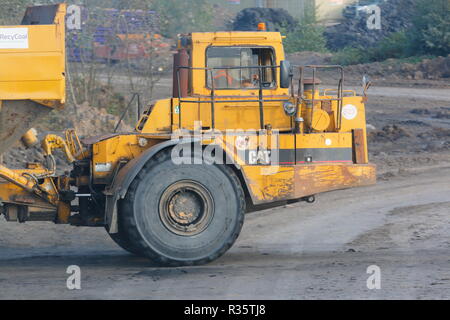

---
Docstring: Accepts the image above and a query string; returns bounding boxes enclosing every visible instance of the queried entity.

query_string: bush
[371,32,411,61]
[409,0,450,56]
[330,47,369,65]
[332,31,436,66]
[283,24,328,54]
[282,6,328,53]
[0,0,43,25]
[330,0,448,65]
[150,0,215,37]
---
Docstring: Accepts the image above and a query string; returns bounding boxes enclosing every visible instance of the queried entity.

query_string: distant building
[217,0,359,23]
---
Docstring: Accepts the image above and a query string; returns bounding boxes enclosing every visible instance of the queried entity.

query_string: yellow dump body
[0,4,66,155]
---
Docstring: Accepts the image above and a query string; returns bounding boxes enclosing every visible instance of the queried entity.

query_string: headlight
[283,102,296,116]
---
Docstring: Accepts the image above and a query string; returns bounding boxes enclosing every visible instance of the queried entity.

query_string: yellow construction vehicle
[0,4,376,266]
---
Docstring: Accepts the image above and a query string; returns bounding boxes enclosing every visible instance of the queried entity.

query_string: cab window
[206,47,276,89]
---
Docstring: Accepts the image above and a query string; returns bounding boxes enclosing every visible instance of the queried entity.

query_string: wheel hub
[159,180,214,236]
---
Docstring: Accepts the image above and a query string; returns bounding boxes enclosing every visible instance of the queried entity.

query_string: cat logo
[248,150,271,165]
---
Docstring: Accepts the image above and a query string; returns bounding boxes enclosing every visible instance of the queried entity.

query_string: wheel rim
[159,180,214,236]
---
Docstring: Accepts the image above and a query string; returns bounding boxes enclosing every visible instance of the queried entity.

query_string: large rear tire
[108,230,143,256]
[117,149,245,266]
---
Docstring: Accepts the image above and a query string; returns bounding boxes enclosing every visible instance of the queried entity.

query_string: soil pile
[1,103,133,169]
[344,55,450,80]
[325,0,415,50]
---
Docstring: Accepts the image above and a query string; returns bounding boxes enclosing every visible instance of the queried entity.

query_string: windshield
[206,46,276,89]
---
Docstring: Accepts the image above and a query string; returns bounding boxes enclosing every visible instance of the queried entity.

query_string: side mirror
[280,60,292,89]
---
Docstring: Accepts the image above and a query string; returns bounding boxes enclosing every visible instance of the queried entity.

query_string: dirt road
[0,165,449,299]
[0,83,449,299]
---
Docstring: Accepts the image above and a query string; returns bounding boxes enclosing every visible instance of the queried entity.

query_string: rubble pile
[232,8,297,32]
[1,103,133,169]
[325,0,415,50]
[68,102,133,137]
[1,144,47,169]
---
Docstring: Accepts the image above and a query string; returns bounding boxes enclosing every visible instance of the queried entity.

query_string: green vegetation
[331,31,412,65]
[330,47,369,66]
[0,0,215,38]
[0,0,37,25]
[150,0,214,38]
[409,0,450,56]
[282,6,328,53]
[332,0,449,65]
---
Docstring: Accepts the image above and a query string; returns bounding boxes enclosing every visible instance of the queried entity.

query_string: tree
[282,5,327,53]
[0,0,38,25]
[410,0,450,56]
[150,0,214,38]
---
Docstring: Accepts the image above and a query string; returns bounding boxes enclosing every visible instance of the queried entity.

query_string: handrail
[294,65,344,131]
[173,64,346,132]
[114,93,141,133]
[175,65,285,131]
[323,89,356,97]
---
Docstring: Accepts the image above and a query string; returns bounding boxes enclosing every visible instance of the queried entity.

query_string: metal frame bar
[114,93,140,133]
[295,65,344,131]
[175,65,285,131]
[174,64,345,132]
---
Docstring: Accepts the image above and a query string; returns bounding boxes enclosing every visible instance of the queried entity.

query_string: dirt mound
[35,102,134,137]
[232,8,296,32]
[1,103,133,169]
[1,144,47,169]
[417,56,450,79]
[286,52,449,83]
[411,107,450,119]
[287,51,333,66]
[368,124,411,143]
[68,102,132,137]
[343,55,450,81]
[325,0,415,50]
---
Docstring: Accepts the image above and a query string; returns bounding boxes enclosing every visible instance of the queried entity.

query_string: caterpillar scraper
[0,4,376,266]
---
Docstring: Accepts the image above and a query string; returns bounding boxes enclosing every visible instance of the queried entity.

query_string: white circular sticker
[235,136,249,150]
[342,104,358,120]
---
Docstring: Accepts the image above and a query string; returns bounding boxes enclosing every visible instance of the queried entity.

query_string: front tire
[117,149,245,266]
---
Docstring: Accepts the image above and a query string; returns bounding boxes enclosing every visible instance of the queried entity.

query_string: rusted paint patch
[241,165,295,204]
[293,163,376,198]
[241,163,376,205]
[0,181,55,209]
